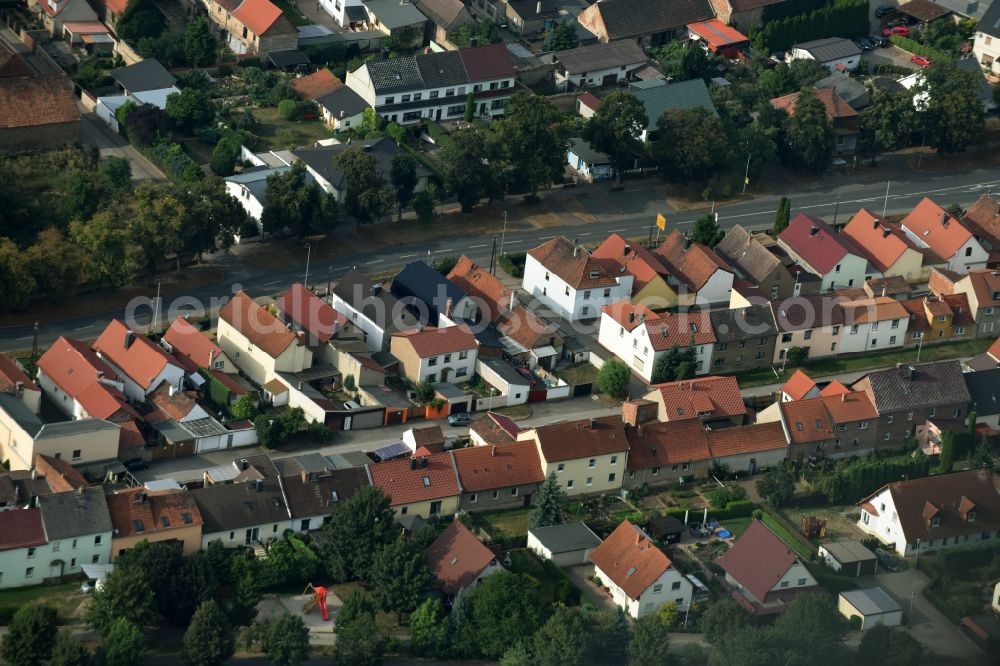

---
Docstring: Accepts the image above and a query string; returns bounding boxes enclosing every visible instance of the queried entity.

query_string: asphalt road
[78,111,168,183]
[3,166,1000,352]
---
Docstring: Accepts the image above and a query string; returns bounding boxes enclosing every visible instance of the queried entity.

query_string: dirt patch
[782,505,868,543]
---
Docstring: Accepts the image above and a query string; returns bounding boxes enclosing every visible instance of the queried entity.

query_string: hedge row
[889,35,951,63]
[662,499,755,524]
[763,510,816,559]
[936,540,1000,575]
[816,454,930,504]
[805,561,857,593]
[145,140,204,185]
[198,367,233,408]
[754,0,869,53]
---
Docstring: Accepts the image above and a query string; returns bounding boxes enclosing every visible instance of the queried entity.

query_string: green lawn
[718,517,752,538]
[492,404,533,420]
[250,107,333,150]
[476,508,531,540]
[508,549,557,604]
[558,362,598,385]
[762,512,815,560]
[0,581,85,623]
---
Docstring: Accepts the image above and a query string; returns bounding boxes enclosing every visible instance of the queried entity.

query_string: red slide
[314,586,329,621]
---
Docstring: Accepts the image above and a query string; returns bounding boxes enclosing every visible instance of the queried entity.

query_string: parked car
[344,400,361,410]
[875,4,897,18]
[124,458,148,472]
[911,54,932,67]
[516,367,538,386]
[853,37,873,51]
[448,412,471,427]
[883,25,909,37]
[875,547,900,572]
[870,35,890,48]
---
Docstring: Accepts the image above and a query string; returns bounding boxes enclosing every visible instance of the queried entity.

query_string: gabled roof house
[216,291,313,385]
[900,197,989,273]
[778,213,873,290]
[425,520,503,596]
[93,319,186,402]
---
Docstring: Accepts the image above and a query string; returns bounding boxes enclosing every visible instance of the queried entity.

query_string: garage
[527,522,602,567]
[838,587,903,630]
[819,540,878,577]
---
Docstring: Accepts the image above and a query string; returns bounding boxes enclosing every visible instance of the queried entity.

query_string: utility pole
[326,266,333,298]
[489,236,498,275]
[882,181,891,217]
[832,193,841,226]
[742,150,751,194]
[303,242,312,289]
[153,279,161,334]
[29,322,38,376]
[499,210,508,257]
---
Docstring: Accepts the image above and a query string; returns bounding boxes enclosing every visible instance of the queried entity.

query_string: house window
[428,357,438,366]
[588,458,596,468]
[715,358,725,367]
[447,105,465,116]
[953,409,961,418]
[401,506,408,515]
[586,477,593,486]
[583,290,591,300]
[907,412,913,421]
[459,351,469,360]
[92,554,100,564]
[565,286,570,296]
[653,584,663,593]
[652,467,659,476]
[402,111,422,122]
[885,432,891,441]
[27,548,35,558]
[25,567,33,578]
[671,581,681,590]
[456,368,468,377]
[581,307,589,316]
[719,342,729,352]
[871,338,878,347]
[413,93,422,101]
[444,353,452,363]
[890,336,896,345]
[430,501,442,515]
[782,333,792,343]
[859,421,868,430]
[385,96,395,104]
[94,535,102,545]
[473,84,481,92]
[430,91,439,98]
[567,479,574,489]
[931,515,941,527]
[557,463,565,472]
[608,473,616,483]
[797,578,807,586]
[955,326,965,335]
[470,493,478,503]
[835,264,842,273]
[52,542,60,552]
[891,319,899,329]
[755,351,764,360]
[851,325,859,334]
[401,94,411,102]
[72,539,77,548]
[511,488,519,496]
[968,510,977,522]
[446,89,454,96]
[426,373,436,382]
[779,580,788,588]
[492,490,499,499]
[610,455,617,465]
[72,449,81,460]
[929,408,936,417]
[604,288,611,297]
[804,330,812,340]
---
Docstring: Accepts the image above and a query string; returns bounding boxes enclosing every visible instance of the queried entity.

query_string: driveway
[79,111,167,182]
[864,45,920,75]
[564,564,618,612]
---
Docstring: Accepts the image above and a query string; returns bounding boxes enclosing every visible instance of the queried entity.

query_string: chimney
[509,289,516,312]
[809,225,819,236]
[882,228,891,239]
[208,349,215,368]
[168,384,177,397]
[628,312,635,324]
[97,370,104,380]
[240,458,249,470]
[301,469,309,484]
[589,417,596,428]
[536,0,542,13]
[940,212,949,227]
[421,456,428,469]
[623,243,631,256]
[372,283,382,296]
[841,393,846,402]
[125,329,135,349]
[573,244,579,257]
[872,219,879,230]
[445,298,453,319]
[491,446,497,457]
[255,479,264,492]
[31,468,37,480]
[298,381,304,390]
[882,286,887,297]
[339,110,345,119]
[410,457,417,470]
[77,485,84,496]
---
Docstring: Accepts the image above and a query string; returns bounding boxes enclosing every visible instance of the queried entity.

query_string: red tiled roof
[900,197,973,260]
[780,399,834,444]
[528,236,617,289]
[706,422,786,458]
[526,415,628,463]
[104,0,127,15]
[821,390,878,424]
[211,369,249,395]
[771,87,858,120]
[459,43,515,82]
[368,452,461,506]
[232,0,284,35]
[290,69,342,100]
[592,233,671,295]
[275,283,347,344]
[118,420,146,449]
[148,381,200,421]
[162,317,225,374]
[34,454,87,492]
[838,297,908,325]
[220,291,301,359]
[392,325,477,358]
[589,521,672,600]
[38,336,118,394]
[469,412,522,445]
[781,369,816,401]
[942,293,974,326]
[962,194,1000,246]
[452,440,544,492]
[625,420,711,470]
[425,520,498,595]
[577,91,601,111]
[819,380,850,397]
[106,487,202,538]
[965,270,1000,309]
[447,255,510,323]
[989,337,1000,362]
[717,520,801,602]
[865,275,912,298]
[842,209,919,274]
[93,319,179,391]
[0,75,79,130]
[687,18,749,47]
[779,213,862,275]
[648,376,745,421]
[0,354,37,393]
[601,301,715,352]
[655,230,734,292]
[927,267,961,297]
[0,507,47,551]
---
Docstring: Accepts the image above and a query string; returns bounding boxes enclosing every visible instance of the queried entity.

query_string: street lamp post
[499,210,508,257]
[326,266,334,298]
[742,150,751,194]
[303,242,312,289]
[153,279,161,333]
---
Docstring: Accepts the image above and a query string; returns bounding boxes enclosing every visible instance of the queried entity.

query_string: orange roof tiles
[447,255,511,323]
[592,233,671,295]
[290,69,342,100]
[33,454,87,492]
[392,325,477,358]
[37,336,136,420]
[771,87,858,120]
[368,452,461,506]
[781,399,834,444]
[425,520,498,595]
[162,317,225,374]
[93,319,179,391]
[965,270,1000,308]
[962,194,1000,246]
[602,301,715,351]
[706,422,786,457]
[989,337,1000,362]
[781,369,817,401]
[625,420,711,469]
[655,230,734,292]
[0,354,37,393]
[649,376,746,421]
[452,440,544,492]
[526,415,628,463]
[842,209,918,273]
[687,18,749,47]
[900,197,973,260]
[106,487,202,538]
[821,391,878,424]
[220,291,301,359]
[838,297,908,325]
[942,293,974,326]
[232,0,284,35]
[275,283,347,344]
[527,236,617,289]
[589,521,673,600]
[148,381,200,422]
[819,380,850,397]
[0,75,79,130]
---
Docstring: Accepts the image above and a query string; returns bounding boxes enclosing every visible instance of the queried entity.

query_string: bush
[308,422,333,444]
[498,252,527,278]
[596,359,630,399]
[889,35,951,63]
[277,99,298,121]
[144,140,204,185]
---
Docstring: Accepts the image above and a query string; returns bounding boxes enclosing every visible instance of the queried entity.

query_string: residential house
[567,138,613,183]
[516,416,628,496]
[391,260,477,326]
[597,301,716,381]
[576,91,601,119]
[192,476,291,548]
[36,336,139,423]
[425,520,503,596]
[523,236,632,320]
[275,283,351,351]
[0,46,79,154]
[717,520,819,613]
[815,71,870,111]
[33,453,88,492]
[93,320,186,402]
[842,209,925,280]
[707,421,788,474]
[715,225,797,299]
[160,318,246,404]
[281,466,372,532]
[577,0,714,46]
[629,78,717,142]
[965,367,1000,432]
[962,193,1000,259]
[0,465,54,511]
[217,291,313,386]
[973,2,1000,79]
[314,85,370,131]
[0,354,42,413]
[864,275,914,300]
[787,37,862,72]
[552,40,648,91]
[0,508,48,588]
[654,230,735,305]
[345,44,516,125]
[290,69,342,101]
[331,269,419,351]
[706,0,785,30]
[708,305,778,373]
[857,469,1000,557]
[928,268,1000,338]
[200,0,298,56]
[781,369,820,402]
[363,0,428,46]
[528,522,603,566]
[592,233,676,307]
[771,294,847,362]
[318,0,364,28]
[686,19,750,58]
[109,59,177,97]
[900,294,974,346]
[589,520,694,617]
[89,0,124,27]
[37,487,113,578]
[412,0,475,44]
[778,213,872,290]
[106,486,203,558]
[468,411,523,447]
[293,137,429,202]
[223,163,292,225]
[643,375,746,426]
[28,0,98,38]
[900,197,989,272]
[853,360,971,440]
[771,88,860,155]
[774,389,880,461]
[389,325,478,384]
[624,419,712,488]
[452,440,544,511]
[368,452,461,519]
[505,0,559,35]
[837,297,909,354]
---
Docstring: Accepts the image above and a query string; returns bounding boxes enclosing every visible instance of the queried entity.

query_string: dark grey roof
[364,0,428,28]
[35,419,118,439]
[192,479,291,533]
[591,0,713,40]
[390,260,468,326]
[38,487,113,539]
[629,78,717,130]
[569,138,610,166]
[555,40,647,75]
[482,357,532,387]
[966,353,999,371]
[709,304,777,343]
[840,587,902,615]
[965,368,1000,416]
[954,57,995,107]
[0,393,42,435]
[857,360,971,413]
[110,58,176,93]
[315,85,369,118]
[267,49,310,69]
[529,521,602,553]
[815,73,870,109]
[412,0,472,29]
[332,268,402,322]
[978,0,1000,35]
[365,56,424,94]
[934,0,990,20]
[792,37,862,63]
[416,50,469,89]
[507,0,560,18]
[821,540,876,564]
[294,137,427,192]
[715,225,784,284]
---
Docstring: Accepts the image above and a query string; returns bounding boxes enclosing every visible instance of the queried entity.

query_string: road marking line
[399,253,417,258]
[16,336,31,341]
[369,259,383,263]
[261,280,281,286]
[469,244,487,248]
[74,325,93,331]
[540,235,556,240]
[577,232,592,236]
[609,228,627,232]
[505,240,522,244]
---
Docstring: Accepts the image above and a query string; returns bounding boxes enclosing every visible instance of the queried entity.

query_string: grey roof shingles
[709,304,777,343]
[332,268,403,323]
[110,58,176,93]
[39,487,113,539]
[979,0,1000,37]
[715,225,784,284]
[364,0,428,28]
[529,521,602,553]
[793,37,862,63]
[569,137,610,165]
[416,50,469,89]
[315,86,369,118]
[365,56,424,94]
[590,0,714,40]
[629,78,717,130]
[191,479,291,534]
[294,137,428,192]
[840,587,902,615]
[555,40,647,75]
[856,360,971,413]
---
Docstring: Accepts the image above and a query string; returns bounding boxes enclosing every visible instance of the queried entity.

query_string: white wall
[225,180,264,223]
[974,31,1000,77]
[476,360,530,406]
[769,560,817,594]
[820,253,870,290]
[524,255,631,320]
[595,564,692,618]
[697,270,735,306]
[416,348,477,384]
[838,317,908,354]
[201,519,295,549]
[789,48,859,72]
[597,312,713,383]
[36,369,125,420]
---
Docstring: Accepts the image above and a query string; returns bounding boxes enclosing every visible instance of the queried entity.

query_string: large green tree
[260,162,337,237]
[183,18,216,68]
[770,593,850,665]
[756,467,796,507]
[334,613,383,666]
[531,606,595,666]
[651,345,697,384]
[389,153,418,222]
[690,213,724,247]
[100,620,146,666]
[490,93,571,196]
[529,472,566,529]
[228,558,262,627]
[457,573,543,659]
[439,128,492,212]
[0,237,36,310]
[165,88,215,131]
[336,146,394,227]
[321,486,396,582]
[369,537,432,613]
[651,107,731,184]
[699,598,750,644]
[919,60,985,155]
[773,196,791,235]
[262,614,311,666]
[781,89,835,174]
[48,632,91,666]
[410,598,450,658]
[87,565,157,636]
[181,601,234,666]
[597,358,630,399]
[626,614,670,666]
[856,625,924,666]
[582,91,648,184]
[0,605,58,666]
[543,21,578,51]
[117,0,166,44]
[858,90,916,164]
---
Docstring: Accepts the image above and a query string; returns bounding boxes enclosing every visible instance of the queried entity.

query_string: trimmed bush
[889,35,951,63]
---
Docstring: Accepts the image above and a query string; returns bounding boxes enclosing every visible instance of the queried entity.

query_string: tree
[699,598,750,644]
[0,237,37,310]
[69,211,138,288]
[99,156,134,196]
[690,213,724,247]
[531,606,595,666]
[439,129,492,213]
[500,642,533,666]
[781,89,834,174]
[389,153,418,222]
[786,346,808,367]
[938,428,956,472]
[321,486,396,582]
[338,591,377,627]
[48,632,91,666]
[857,91,915,164]
[181,601,234,666]
[166,88,215,131]
[261,163,337,237]
[626,614,670,666]
[597,358,630,399]
[773,196,791,234]
[385,122,406,145]
[463,91,476,122]
[652,345,696,384]
[919,60,985,155]
[857,625,924,666]
[369,537,432,613]
[100,620,145,666]
[262,614,310,666]
[230,394,257,420]
[25,228,88,302]
[228,561,261,627]
[756,467,796,507]
[337,146,394,227]
[651,107,731,184]
[184,18,216,67]
[87,565,157,636]
[529,472,566,529]
[117,0,166,44]
[128,183,186,275]
[789,59,829,89]
[410,598,450,658]
[656,601,680,628]
[582,91,648,184]
[412,190,434,224]
[433,256,458,276]
[1,604,58,666]
[490,93,571,196]
[770,593,849,665]
[180,177,250,257]
[210,138,239,177]
[543,21,578,51]
[600,607,631,664]
[458,573,543,659]
[122,104,174,146]
[334,613,383,666]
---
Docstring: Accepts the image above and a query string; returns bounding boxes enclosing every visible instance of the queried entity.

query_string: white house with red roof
[524,236,632,320]
[425,520,503,596]
[642,375,747,426]
[27,0,98,38]
[0,508,50,588]
[0,354,42,414]
[368,451,461,520]
[93,320,186,402]
[201,0,298,56]
[216,291,313,386]
[900,197,988,273]
[778,213,873,290]
[36,336,138,422]
[589,520,693,618]
[598,300,716,382]
[389,325,478,384]
[161,317,236,375]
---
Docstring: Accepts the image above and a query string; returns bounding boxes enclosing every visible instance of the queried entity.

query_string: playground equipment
[300,584,330,621]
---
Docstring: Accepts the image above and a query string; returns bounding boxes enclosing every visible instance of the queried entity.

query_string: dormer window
[967,510,977,523]
[931,515,941,527]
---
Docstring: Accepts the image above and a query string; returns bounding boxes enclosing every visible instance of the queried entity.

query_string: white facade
[694,269,736,306]
[837,317,909,354]
[413,347,478,384]
[216,318,313,387]
[95,356,184,403]
[595,564,693,618]
[331,296,389,351]
[0,544,45,589]
[900,226,989,273]
[476,360,531,406]
[973,29,1000,77]
[320,0,362,26]
[597,312,712,382]
[200,519,295,549]
[788,47,860,73]
[522,254,631,320]
[556,63,641,91]
[838,591,903,630]
[0,531,111,589]
[36,369,126,420]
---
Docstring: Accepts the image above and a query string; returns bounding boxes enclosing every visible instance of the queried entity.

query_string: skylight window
[422,476,431,487]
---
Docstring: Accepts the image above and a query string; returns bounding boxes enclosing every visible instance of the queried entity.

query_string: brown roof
[452,440,545,492]
[290,69,342,100]
[842,209,919,274]
[604,302,716,351]
[162,317,225,374]
[900,197,973,260]
[819,380,851,397]
[34,454,87,492]
[965,270,1000,309]
[469,412,522,446]
[781,399,835,444]
[592,234,671,295]
[106,487,202,538]
[838,297,909,325]
[589,521,672,600]
[655,230,734,292]
[625,419,711,470]
[715,225,784,286]
[93,319,179,390]
[368,452,461,506]
[0,507,47,551]
[898,0,950,21]
[989,337,1000,362]
[220,291,301,359]
[281,468,371,518]
[275,283,347,344]
[771,87,859,120]
[232,0,284,35]
[962,194,1000,246]
[148,381,200,422]
[865,275,912,299]
[410,425,446,452]
[392,325,477,358]
[447,255,509,322]
[771,294,848,332]
[862,470,1000,543]
[0,75,79,130]
[717,520,801,602]
[0,42,33,78]
[821,390,878,424]
[706,422,786,458]
[942,293,974,326]
[0,354,37,393]
[647,376,746,422]
[782,369,817,401]
[425,520,498,595]
[527,236,617,289]
[526,415,628,463]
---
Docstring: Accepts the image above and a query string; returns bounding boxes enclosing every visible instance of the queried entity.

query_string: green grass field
[476,508,531,540]
[762,512,815,560]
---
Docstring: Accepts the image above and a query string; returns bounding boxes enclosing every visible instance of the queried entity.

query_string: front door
[523,493,531,508]
[244,527,259,545]
[479,103,487,115]
[435,108,442,121]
